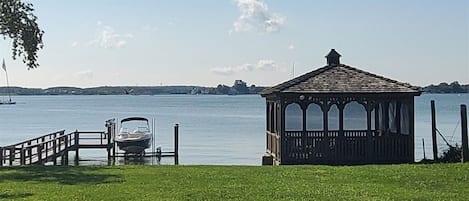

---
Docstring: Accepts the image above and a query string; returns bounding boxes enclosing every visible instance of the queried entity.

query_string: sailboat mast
[2,59,12,103]
[5,68,11,102]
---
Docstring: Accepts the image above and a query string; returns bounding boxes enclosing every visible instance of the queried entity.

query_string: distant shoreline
[0,84,266,96]
[0,81,467,96]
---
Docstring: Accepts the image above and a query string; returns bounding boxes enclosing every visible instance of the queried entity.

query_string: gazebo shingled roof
[261,64,421,96]
[261,49,422,165]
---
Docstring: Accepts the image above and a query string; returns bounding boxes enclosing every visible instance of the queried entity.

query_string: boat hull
[116,138,151,154]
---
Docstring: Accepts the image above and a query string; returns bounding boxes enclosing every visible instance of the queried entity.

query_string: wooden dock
[0,119,179,166]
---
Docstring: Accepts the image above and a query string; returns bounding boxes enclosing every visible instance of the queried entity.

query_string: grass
[0,163,468,201]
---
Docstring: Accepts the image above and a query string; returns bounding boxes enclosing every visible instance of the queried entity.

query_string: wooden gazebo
[261,49,421,165]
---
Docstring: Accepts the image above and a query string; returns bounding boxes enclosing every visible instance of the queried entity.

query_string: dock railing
[0,129,114,167]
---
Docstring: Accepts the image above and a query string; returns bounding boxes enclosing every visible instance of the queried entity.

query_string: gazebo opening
[262,49,421,165]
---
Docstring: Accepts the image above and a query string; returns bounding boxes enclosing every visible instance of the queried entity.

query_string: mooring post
[0,147,3,167]
[461,104,469,162]
[174,124,179,165]
[422,138,426,159]
[431,100,438,161]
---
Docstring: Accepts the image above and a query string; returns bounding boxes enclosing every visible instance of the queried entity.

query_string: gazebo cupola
[326,48,341,65]
[261,49,421,165]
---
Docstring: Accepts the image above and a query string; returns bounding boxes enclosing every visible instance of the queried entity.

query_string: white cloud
[142,24,159,32]
[211,59,279,75]
[288,44,295,51]
[255,59,277,70]
[71,41,78,47]
[88,24,134,48]
[75,70,94,80]
[232,0,285,33]
[211,63,253,75]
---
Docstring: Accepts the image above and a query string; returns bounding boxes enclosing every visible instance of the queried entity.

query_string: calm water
[0,94,467,165]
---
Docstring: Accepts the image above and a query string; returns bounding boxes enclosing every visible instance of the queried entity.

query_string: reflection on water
[71,155,178,166]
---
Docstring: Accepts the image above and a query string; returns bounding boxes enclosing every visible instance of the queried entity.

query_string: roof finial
[325,49,341,66]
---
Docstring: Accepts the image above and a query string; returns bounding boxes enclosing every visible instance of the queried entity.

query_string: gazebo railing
[281,130,412,164]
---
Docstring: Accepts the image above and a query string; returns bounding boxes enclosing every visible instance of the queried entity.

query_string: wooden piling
[174,124,179,165]
[461,104,469,162]
[431,100,438,161]
[422,138,426,159]
[0,147,3,166]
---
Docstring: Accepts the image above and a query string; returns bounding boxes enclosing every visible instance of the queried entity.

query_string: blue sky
[1,0,468,88]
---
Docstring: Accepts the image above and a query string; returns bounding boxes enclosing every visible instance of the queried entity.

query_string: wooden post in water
[422,138,426,159]
[0,147,3,167]
[174,124,179,165]
[461,104,469,162]
[431,100,438,161]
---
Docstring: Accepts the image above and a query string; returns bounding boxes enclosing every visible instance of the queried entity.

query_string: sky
[0,0,468,88]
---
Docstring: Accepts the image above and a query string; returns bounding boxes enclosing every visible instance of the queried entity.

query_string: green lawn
[0,163,468,201]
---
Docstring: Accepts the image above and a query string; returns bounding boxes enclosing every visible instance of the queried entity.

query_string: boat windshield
[119,120,150,134]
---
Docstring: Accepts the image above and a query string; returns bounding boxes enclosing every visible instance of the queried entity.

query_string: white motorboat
[115,117,152,154]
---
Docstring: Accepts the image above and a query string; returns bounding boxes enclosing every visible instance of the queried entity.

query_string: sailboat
[0,58,15,105]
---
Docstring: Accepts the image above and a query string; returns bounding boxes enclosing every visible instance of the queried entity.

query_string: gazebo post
[337,101,345,161]
[366,101,373,161]
[409,99,416,162]
[301,101,307,160]
[396,102,402,135]
[280,99,286,164]
[322,101,329,160]
[374,103,380,132]
[384,102,390,135]
[338,101,345,137]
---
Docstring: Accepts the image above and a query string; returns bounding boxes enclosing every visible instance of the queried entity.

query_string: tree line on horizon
[0,80,265,95]
[0,80,468,95]
[422,81,469,93]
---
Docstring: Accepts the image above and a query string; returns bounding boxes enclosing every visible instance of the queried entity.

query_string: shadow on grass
[0,192,33,200]
[0,166,124,185]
